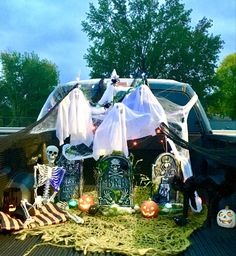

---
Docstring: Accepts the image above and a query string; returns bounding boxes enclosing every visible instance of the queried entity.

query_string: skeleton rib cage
[34,164,65,202]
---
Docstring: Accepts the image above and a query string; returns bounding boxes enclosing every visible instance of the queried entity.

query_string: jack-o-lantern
[78,195,95,212]
[140,199,159,218]
[217,206,236,228]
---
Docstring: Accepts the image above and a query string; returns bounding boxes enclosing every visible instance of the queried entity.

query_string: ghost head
[46,145,59,165]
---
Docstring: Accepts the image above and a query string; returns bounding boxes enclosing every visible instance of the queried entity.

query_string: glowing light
[91,124,96,131]
[156,128,161,134]
[160,139,164,144]
[133,140,138,146]
[68,199,78,209]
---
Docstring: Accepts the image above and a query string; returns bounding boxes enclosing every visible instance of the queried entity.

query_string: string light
[156,127,161,134]
[91,124,97,132]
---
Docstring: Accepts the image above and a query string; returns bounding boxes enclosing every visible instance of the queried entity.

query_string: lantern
[140,199,159,218]
[78,195,95,212]
[217,206,236,228]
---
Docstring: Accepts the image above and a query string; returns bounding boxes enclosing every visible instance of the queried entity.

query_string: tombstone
[97,154,133,206]
[57,155,81,202]
[152,153,180,205]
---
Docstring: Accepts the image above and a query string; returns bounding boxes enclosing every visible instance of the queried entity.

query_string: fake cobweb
[15,189,207,256]
[29,77,203,211]
[16,211,207,256]
[31,78,197,181]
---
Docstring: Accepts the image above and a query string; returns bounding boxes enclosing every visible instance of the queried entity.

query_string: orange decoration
[78,194,95,212]
[140,199,159,218]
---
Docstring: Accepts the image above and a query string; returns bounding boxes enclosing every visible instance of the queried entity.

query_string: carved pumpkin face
[78,195,95,212]
[217,206,236,228]
[9,204,16,212]
[140,200,159,218]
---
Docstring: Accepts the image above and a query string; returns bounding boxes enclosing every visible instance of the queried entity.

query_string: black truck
[0,78,235,205]
[77,78,236,183]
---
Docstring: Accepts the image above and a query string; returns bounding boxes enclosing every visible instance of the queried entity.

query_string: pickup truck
[0,78,235,187]
[74,78,236,185]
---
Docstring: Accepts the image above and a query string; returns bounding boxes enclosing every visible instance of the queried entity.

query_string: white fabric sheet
[93,103,155,160]
[56,88,93,146]
[98,81,133,106]
[122,84,168,127]
[56,95,70,145]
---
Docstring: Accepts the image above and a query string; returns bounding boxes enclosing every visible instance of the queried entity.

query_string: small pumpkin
[217,206,236,228]
[78,194,95,212]
[140,199,159,218]
[88,204,100,215]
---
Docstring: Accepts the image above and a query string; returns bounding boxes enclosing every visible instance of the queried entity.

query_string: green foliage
[0,51,59,126]
[82,0,223,103]
[95,159,110,178]
[206,53,236,119]
[133,185,151,205]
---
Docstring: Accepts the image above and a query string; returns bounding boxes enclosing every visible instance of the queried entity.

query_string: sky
[0,0,235,84]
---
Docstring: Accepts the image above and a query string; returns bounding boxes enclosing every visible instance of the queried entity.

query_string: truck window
[152,90,202,133]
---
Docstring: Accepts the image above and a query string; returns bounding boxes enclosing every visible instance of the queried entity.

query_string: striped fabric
[0,203,67,232]
[0,211,24,231]
[30,203,67,227]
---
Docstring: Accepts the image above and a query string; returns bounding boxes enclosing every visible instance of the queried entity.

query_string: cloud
[0,0,93,82]
[0,0,235,83]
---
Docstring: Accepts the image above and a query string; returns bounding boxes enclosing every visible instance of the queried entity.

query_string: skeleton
[20,145,84,225]
[33,145,65,207]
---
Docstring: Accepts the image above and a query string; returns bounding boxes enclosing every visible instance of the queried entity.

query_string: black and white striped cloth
[0,202,67,232]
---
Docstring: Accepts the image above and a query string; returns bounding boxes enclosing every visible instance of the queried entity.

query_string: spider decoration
[171,170,236,227]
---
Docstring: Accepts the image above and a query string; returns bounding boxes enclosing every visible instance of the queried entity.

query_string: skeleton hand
[119,189,128,204]
[103,190,113,203]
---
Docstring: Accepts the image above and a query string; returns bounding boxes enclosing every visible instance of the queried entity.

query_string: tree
[82,0,223,103]
[0,51,59,126]
[207,53,236,119]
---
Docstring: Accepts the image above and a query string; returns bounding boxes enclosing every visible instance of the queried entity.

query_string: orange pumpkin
[78,195,95,212]
[140,199,159,218]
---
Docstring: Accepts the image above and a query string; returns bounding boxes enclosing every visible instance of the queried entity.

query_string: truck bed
[0,220,235,256]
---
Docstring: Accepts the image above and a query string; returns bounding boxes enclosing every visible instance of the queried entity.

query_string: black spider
[171,170,236,227]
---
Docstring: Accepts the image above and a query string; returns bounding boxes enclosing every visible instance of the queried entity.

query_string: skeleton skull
[46,145,59,165]
[111,159,120,172]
